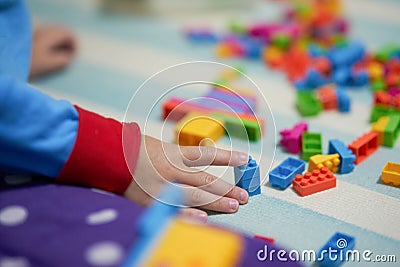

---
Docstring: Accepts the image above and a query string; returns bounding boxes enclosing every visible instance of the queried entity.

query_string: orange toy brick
[381,162,400,187]
[293,167,336,197]
[348,132,378,164]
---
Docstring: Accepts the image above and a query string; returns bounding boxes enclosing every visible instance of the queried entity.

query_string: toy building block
[383,115,400,147]
[308,154,340,173]
[185,29,218,43]
[381,162,400,187]
[234,156,261,196]
[205,89,255,113]
[211,112,263,142]
[335,88,351,113]
[369,105,400,123]
[269,157,306,189]
[162,97,212,121]
[317,232,355,267]
[296,91,323,117]
[279,122,308,154]
[293,167,336,197]
[175,112,224,146]
[348,132,378,164]
[316,85,338,110]
[371,116,390,145]
[301,132,322,161]
[328,139,356,174]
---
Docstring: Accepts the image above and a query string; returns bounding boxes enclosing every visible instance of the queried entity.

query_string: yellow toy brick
[144,219,243,267]
[381,162,400,187]
[371,116,390,145]
[308,154,341,173]
[175,112,225,146]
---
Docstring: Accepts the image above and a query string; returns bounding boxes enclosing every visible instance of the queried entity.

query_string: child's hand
[30,25,76,79]
[124,135,250,222]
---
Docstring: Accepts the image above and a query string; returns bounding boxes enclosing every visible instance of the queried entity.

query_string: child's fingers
[176,168,248,204]
[180,146,248,167]
[179,208,208,223]
[183,187,240,213]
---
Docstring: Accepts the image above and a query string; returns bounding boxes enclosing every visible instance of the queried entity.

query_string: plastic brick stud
[293,167,336,197]
[328,139,356,174]
[308,154,340,173]
[381,162,400,187]
[317,232,355,267]
[269,157,306,189]
[348,132,378,164]
[301,132,322,161]
[279,122,308,154]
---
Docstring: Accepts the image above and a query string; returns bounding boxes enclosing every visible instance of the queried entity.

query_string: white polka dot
[86,209,118,225]
[0,256,29,267]
[91,188,115,196]
[4,175,32,186]
[0,206,28,226]
[85,241,123,266]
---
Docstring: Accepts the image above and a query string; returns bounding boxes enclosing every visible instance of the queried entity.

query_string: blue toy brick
[328,42,365,67]
[186,30,218,43]
[305,69,327,89]
[328,139,356,174]
[333,67,351,86]
[269,157,306,189]
[351,71,369,86]
[234,156,260,182]
[236,175,260,189]
[247,186,261,196]
[317,232,355,267]
[335,88,351,113]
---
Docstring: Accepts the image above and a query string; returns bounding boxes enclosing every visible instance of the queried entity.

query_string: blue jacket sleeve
[0,74,79,177]
[0,0,79,178]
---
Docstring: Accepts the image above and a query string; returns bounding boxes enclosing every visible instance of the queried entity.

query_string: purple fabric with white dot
[0,175,301,267]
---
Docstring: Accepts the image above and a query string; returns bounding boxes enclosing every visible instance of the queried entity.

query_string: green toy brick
[371,79,386,92]
[370,105,400,122]
[211,112,262,142]
[296,91,322,117]
[301,132,322,161]
[271,34,291,50]
[375,44,400,62]
[384,115,400,147]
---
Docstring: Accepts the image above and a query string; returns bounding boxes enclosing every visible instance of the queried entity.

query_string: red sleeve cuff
[56,106,141,195]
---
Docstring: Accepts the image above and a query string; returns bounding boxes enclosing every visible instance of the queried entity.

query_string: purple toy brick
[279,122,308,154]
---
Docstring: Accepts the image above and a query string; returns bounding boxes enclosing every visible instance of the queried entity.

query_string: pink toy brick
[279,122,308,154]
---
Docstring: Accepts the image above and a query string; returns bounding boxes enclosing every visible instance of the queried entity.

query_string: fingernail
[197,212,208,223]
[240,190,248,203]
[238,153,248,163]
[229,199,239,211]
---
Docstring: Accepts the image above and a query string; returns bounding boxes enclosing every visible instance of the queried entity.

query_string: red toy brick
[348,132,378,164]
[292,167,336,197]
[374,91,392,107]
[316,85,338,110]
